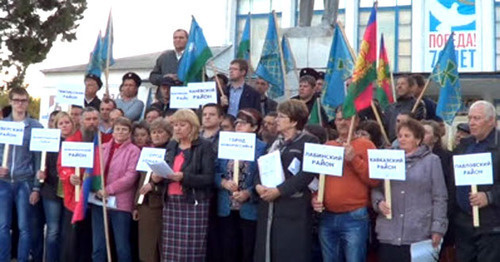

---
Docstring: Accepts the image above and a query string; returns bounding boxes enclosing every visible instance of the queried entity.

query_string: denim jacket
[0,115,43,189]
[215,138,266,220]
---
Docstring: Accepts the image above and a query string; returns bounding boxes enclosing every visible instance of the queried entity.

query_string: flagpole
[316,97,327,208]
[370,101,390,145]
[284,35,300,83]
[104,10,112,97]
[411,76,432,113]
[98,132,112,262]
[272,10,289,99]
[336,21,356,61]
[247,13,253,72]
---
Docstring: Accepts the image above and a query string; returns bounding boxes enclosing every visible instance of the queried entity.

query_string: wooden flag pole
[316,97,327,208]
[346,115,356,143]
[233,160,240,186]
[209,61,227,98]
[39,151,47,183]
[411,75,432,113]
[471,185,480,227]
[370,101,390,145]
[97,132,112,262]
[104,10,112,97]
[74,167,80,202]
[2,145,9,168]
[137,170,153,205]
[336,21,356,61]
[384,179,392,219]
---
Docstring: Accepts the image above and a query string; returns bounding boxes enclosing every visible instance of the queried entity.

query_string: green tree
[0,0,87,90]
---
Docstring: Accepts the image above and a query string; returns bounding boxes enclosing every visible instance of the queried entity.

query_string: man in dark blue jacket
[222,59,260,116]
[452,100,500,262]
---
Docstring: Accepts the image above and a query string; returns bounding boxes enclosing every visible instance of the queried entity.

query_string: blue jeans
[91,205,132,262]
[43,198,63,262]
[319,207,369,262]
[0,180,32,262]
[30,199,45,262]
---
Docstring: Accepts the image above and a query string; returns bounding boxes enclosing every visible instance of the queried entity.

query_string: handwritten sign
[453,153,493,186]
[258,151,285,187]
[303,143,344,176]
[368,149,406,181]
[56,84,85,106]
[136,147,166,172]
[170,82,217,109]
[0,121,25,146]
[187,82,218,107]
[30,128,61,152]
[61,142,94,168]
[218,131,256,161]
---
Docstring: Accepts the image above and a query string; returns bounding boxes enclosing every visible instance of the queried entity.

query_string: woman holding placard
[133,118,171,262]
[254,100,319,262]
[91,117,140,262]
[151,109,215,261]
[34,111,68,262]
[372,119,448,261]
[57,111,93,262]
[215,108,267,262]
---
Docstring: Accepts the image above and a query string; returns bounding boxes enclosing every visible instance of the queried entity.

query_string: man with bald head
[452,100,500,261]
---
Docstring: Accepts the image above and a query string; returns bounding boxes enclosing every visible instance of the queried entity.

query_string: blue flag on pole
[178,17,213,84]
[321,25,354,118]
[236,15,251,61]
[431,32,461,125]
[255,12,284,99]
[281,36,295,73]
[86,32,103,76]
[101,11,115,69]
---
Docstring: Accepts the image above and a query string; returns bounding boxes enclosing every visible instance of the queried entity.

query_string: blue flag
[86,32,103,76]
[178,17,213,84]
[236,15,251,60]
[432,32,461,125]
[321,24,354,118]
[255,12,284,99]
[101,11,115,69]
[281,36,295,73]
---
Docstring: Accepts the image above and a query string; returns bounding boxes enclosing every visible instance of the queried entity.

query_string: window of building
[496,2,500,70]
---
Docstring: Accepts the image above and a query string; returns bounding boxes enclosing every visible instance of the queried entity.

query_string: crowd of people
[0,29,498,262]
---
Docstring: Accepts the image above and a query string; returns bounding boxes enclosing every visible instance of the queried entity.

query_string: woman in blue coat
[215,108,267,262]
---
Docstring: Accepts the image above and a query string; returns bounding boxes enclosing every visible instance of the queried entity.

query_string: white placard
[0,121,24,146]
[410,239,442,262]
[368,149,406,181]
[147,161,174,178]
[60,142,94,168]
[30,128,61,152]
[218,131,256,161]
[258,151,285,188]
[187,82,218,107]
[56,84,85,106]
[136,147,166,172]
[453,153,493,186]
[169,86,190,109]
[170,82,218,109]
[303,143,344,176]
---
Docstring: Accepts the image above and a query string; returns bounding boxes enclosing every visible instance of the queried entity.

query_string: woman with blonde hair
[152,109,215,261]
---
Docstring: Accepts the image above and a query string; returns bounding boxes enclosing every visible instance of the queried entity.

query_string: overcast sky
[25,0,229,97]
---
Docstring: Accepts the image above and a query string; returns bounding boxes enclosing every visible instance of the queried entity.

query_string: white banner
[136,147,166,172]
[60,142,94,168]
[170,82,217,109]
[368,149,406,181]
[218,131,256,161]
[30,128,61,152]
[56,84,85,106]
[0,121,25,146]
[303,143,344,176]
[453,153,493,186]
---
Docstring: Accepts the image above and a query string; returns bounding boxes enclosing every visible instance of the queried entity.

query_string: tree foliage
[0,0,87,90]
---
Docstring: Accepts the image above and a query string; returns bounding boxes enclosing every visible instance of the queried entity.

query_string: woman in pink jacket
[91,117,141,262]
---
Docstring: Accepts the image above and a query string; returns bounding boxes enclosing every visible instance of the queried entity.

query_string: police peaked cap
[84,74,103,89]
[299,67,319,80]
[122,72,142,87]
